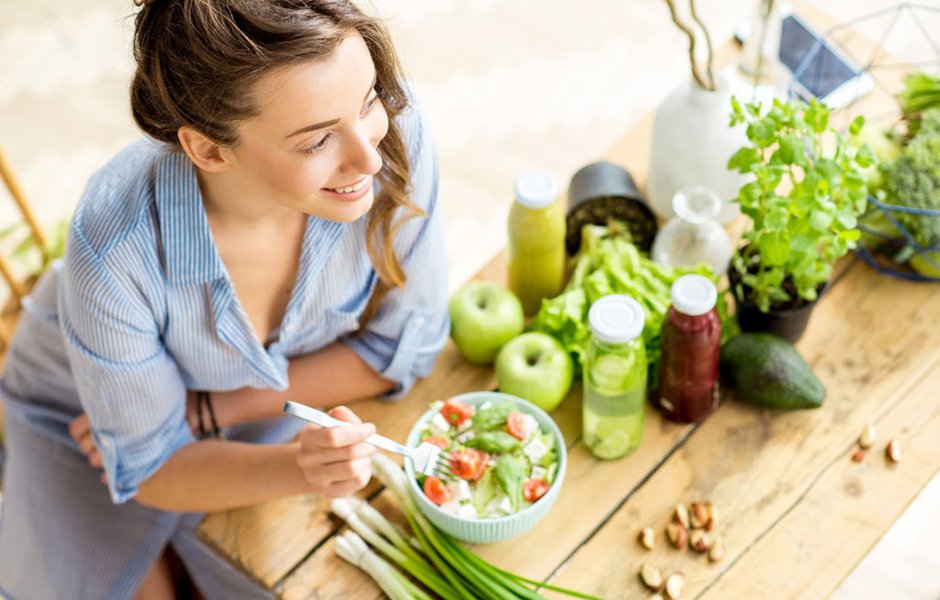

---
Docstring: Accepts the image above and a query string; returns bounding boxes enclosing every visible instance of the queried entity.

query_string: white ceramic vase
[647,74,749,224]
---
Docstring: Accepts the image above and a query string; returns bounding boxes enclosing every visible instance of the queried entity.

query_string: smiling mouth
[325,178,369,194]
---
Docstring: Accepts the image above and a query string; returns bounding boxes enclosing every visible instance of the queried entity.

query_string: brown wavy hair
[131,0,423,325]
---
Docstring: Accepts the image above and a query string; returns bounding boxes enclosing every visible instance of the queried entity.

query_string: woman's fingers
[301,441,376,466]
[88,448,103,469]
[77,432,97,457]
[69,413,106,471]
[68,414,90,443]
[299,421,375,450]
[295,405,377,496]
[329,405,362,424]
[324,471,373,499]
[316,457,372,482]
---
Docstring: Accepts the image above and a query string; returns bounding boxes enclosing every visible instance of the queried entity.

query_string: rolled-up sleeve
[59,225,194,504]
[343,98,450,398]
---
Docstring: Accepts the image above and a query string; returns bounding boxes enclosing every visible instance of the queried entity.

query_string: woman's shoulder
[69,138,170,260]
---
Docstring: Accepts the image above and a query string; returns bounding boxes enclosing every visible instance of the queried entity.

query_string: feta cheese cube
[483,494,514,517]
[523,437,548,464]
[457,419,473,433]
[447,480,473,503]
[519,414,540,441]
[480,401,492,411]
[456,503,478,520]
[455,430,476,444]
[497,495,514,515]
[430,413,452,438]
[439,500,462,515]
[531,466,547,480]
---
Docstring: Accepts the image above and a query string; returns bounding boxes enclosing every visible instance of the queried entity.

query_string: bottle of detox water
[583,295,647,460]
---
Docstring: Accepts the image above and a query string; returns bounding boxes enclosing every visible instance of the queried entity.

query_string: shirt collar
[154,151,226,286]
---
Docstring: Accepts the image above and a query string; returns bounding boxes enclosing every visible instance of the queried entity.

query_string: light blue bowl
[404,391,567,544]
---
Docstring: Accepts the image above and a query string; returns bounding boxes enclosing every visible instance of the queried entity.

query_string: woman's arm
[71,405,378,512]
[135,406,377,512]
[208,341,395,428]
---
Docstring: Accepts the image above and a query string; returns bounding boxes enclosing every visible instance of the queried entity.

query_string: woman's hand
[68,414,109,485]
[296,406,377,498]
[69,414,102,468]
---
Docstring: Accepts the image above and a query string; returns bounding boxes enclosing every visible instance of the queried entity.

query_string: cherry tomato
[449,449,488,481]
[423,476,451,505]
[523,478,550,503]
[470,451,489,481]
[506,411,529,441]
[423,436,450,450]
[440,398,473,427]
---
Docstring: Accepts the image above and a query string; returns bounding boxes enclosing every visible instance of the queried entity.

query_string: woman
[0,0,448,598]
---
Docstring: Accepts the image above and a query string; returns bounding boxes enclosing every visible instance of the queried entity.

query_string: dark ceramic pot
[566,161,658,255]
[728,263,826,344]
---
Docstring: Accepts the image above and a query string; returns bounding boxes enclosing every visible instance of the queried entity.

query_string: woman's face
[228,32,389,223]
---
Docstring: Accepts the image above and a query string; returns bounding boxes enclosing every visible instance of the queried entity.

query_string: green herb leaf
[809,211,833,232]
[778,133,805,166]
[494,455,527,512]
[758,230,791,266]
[849,115,865,136]
[472,400,517,431]
[747,119,778,149]
[727,147,761,173]
[465,431,520,454]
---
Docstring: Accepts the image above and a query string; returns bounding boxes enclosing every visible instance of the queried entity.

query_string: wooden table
[197,7,940,599]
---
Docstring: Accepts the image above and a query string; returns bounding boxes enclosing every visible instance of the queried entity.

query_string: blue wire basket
[788,2,940,283]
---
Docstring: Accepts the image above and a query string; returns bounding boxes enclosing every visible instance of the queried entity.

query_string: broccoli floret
[882,108,940,249]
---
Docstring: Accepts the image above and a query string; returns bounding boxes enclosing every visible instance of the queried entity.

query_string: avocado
[720,333,825,410]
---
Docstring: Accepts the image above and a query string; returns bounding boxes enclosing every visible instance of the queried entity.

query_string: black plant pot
[728,264,825,344]
[566,161,658,255]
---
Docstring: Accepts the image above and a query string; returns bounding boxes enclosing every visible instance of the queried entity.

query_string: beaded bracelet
[195,390,221,439]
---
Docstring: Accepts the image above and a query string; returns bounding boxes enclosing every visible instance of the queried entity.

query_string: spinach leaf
[466,431,520,454]
[494,454,527,512]
[472,400,516,431]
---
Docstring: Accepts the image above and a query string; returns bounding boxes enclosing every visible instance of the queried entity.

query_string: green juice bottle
[507,171,566,317]
[583,295,648,460]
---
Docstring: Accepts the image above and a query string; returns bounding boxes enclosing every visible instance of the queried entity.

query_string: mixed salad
[416,397,560,519]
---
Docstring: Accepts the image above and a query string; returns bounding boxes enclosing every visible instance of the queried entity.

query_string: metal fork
[283,401,451,479]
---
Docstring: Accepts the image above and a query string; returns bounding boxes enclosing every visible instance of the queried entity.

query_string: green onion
[335,531,428,600]
[331,498,457,598]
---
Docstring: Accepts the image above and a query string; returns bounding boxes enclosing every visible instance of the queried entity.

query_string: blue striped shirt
[0,100,449,504]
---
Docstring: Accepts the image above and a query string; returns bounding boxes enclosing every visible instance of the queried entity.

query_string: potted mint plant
[726,97,873,342]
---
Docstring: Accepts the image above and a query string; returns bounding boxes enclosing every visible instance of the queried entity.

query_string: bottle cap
[670,274,717,316]
[588,295,645,344]
[515,170,559,209]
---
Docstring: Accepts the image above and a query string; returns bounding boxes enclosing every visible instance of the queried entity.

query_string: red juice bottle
[657,274,721,423]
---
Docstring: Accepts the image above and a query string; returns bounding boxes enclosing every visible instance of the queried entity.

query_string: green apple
[495,332,573,412]
[449,282,525,364]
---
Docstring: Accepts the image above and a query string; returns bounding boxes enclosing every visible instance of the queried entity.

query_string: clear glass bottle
[656,275,722,423]
[507,171,566,317]
[651,186,732,277]
[583,295,647,460]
